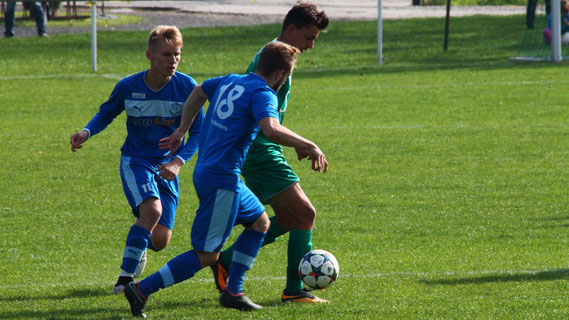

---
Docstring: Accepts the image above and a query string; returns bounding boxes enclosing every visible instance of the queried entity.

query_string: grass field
[2,14,569,319]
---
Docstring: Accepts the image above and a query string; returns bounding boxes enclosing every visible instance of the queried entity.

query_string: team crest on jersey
[132,92,146,99]
[169,102,183,115]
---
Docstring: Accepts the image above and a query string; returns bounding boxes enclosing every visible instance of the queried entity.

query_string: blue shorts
[191,179,265,252]
[120,155,179,230]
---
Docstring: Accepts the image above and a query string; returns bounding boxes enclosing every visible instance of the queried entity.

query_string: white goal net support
[511,0,566,61]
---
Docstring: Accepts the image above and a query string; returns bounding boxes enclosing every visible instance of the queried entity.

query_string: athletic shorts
[191,179,265,252]
[120,155,179,230]
[242,147,299,205]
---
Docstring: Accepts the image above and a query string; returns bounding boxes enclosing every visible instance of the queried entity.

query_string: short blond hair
[148,25,183,51]
[256,41,300,76]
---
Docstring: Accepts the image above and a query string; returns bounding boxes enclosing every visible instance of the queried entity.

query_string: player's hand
[307,144,328,173]
[295,147,310,160]
[158,158,183,181]
[70,130,89,152]
[159,128,185,154]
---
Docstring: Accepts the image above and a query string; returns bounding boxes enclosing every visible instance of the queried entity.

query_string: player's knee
[149,236,169,251]
[299,203,316,225]
[138,208,162,228]
[196,251,219,267]
[249,213,270,233]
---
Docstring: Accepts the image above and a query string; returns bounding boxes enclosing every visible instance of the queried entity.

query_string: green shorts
[242,143,299,205]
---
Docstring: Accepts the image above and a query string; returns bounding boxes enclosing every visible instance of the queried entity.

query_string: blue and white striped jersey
[194,73,279,190]
[84,70,203,163]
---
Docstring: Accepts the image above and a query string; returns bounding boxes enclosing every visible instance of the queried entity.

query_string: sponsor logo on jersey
[132,92,146,99]
[169,102,183,115]
[129,117,177,127]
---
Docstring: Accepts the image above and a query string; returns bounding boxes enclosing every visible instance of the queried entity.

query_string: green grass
[2,14,569,319]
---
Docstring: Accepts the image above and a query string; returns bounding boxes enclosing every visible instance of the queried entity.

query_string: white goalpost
[511,0,562,62]
[378,0,382,64]
[550,0,562,61]
[91,2,97,71]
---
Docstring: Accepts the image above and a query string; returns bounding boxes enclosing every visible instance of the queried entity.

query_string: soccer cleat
[134,250,147,278]
[281,288,329,303]
[219,289,263,311]
[210,261,229,293]
[112,276,133,294]
[124,282,147,318]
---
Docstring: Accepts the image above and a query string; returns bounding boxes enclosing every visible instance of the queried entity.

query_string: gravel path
[5,0,532,38]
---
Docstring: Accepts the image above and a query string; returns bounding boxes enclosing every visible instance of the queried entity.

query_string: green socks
[217,217,313,294]
[285,228,312,293]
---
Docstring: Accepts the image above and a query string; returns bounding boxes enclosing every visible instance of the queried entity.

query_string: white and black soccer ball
[298,249,339,290]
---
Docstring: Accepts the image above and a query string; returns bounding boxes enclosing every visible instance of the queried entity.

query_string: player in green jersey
[211,2,330,303]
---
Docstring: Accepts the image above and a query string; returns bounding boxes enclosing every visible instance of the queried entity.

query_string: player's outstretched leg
[124,282,147,318]
[123,250,202,317]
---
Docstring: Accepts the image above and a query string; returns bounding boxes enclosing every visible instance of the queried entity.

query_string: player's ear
[272,69,286,86]
[146,50,152,60]
[285,23,297,36]
[275,69,285,80]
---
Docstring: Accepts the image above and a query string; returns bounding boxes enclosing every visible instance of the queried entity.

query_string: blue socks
[139,250,202,298]
[227,229,266,294]
[121,225,151,275]
[136,229,265,298]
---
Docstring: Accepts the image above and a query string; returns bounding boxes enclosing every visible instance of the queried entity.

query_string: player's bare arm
[259,117,328,173]
[159,85,208,154]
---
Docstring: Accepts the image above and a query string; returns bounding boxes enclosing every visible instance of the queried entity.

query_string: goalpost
[551,0,562,61]
[378,0,382,64]
[91,2,97,71]
[511,0,562,62]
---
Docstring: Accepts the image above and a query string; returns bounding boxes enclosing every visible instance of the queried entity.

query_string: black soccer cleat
[124,282,147,318]
[112,276,133,294]
[219,289,263,311]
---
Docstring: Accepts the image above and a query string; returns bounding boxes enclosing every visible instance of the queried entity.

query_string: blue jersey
[195,73,279,190]
[546,13,569,33]
[84,71,204,163]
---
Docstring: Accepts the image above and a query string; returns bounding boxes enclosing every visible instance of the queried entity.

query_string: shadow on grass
[0,287,109,303]
[422,268,569,286]
[0,307,126,320]
[0,289,214,319]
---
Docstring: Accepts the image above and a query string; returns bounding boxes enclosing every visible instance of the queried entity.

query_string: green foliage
[2,15,569,319]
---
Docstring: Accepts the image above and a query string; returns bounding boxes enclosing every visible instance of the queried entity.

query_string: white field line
[312,79,569,91]
[0,268,560,290]
[326,123,569,130]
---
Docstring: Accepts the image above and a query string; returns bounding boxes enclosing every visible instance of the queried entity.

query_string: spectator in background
[4,1,48,37]
[543,0,569,44]
[527,0,551,29]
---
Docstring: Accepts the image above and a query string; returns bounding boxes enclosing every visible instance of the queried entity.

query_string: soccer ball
[298,249,339,290]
